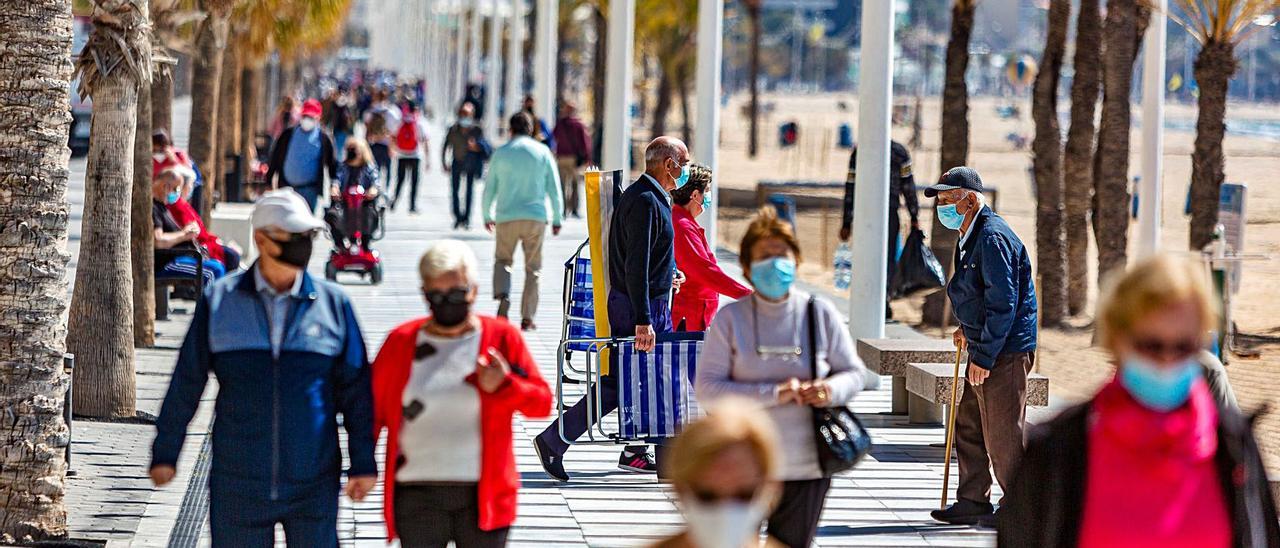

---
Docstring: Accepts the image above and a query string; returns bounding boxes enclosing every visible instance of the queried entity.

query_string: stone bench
[905,362,1050,424]
[856,338,960,416]
[210,202,257,264]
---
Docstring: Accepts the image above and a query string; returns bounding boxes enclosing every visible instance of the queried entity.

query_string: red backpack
[395,115,419,151]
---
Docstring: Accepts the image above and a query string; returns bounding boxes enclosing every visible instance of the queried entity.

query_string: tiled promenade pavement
[56,117,998,547]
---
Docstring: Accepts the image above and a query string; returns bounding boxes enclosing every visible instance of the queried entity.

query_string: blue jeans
[538,290,671,456]
[450,167,479,226]
[290,184,321,214]
[209,478,338,548]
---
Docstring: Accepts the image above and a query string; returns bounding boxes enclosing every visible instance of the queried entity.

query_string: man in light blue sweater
[482,112,564,331]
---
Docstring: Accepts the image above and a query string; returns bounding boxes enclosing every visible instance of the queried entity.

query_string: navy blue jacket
[609,174,674,326]
[946,207,1037,369]
[151,265,376,500]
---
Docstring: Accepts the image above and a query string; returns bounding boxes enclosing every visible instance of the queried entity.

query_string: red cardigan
[371,316,553,540]
[673,205,752,302]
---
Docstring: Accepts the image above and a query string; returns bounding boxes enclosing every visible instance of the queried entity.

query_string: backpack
[395,115,419,151]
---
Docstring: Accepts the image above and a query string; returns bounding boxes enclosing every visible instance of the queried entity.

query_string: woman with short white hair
[370,240,553,547]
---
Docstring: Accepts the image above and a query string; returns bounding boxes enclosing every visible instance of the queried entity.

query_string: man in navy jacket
[534,137,690,481]
[150,189,376,547]
[926,167,1037,527]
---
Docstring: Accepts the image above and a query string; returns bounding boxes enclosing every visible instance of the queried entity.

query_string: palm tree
[925,0,978,325]
[149,0,202,133]
[1063,0,1102,316]
[637,0,694,139]
[0,0,75,539]
[68,0,153,417]
[1092,0,1150,283]
[132,64,156,348]
[1171,0,1279,250]
[744,0,762,157]
[217,27,242,200]
[1032,0,1070,327]
[188,0,235,220]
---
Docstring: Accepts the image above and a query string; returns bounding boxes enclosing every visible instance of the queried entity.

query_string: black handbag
[807,297,873,476]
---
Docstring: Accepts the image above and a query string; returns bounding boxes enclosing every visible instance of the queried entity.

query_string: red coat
[166,198,225,264]
[371,316,552,540]
[672,205,751,328]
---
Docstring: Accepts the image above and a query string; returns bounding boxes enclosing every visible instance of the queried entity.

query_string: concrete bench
[210,202,256,264]
[856,338,960,417]
[905,362,1050,424]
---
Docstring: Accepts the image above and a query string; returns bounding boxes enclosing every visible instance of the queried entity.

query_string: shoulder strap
[807,296,819,380]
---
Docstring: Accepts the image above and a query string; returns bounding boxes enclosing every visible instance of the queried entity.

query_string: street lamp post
[506,0,525,119]
[1137,0,1166,259]
[485,0,504,142]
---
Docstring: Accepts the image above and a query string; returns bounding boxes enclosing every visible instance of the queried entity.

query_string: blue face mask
[673,163,690,190]
[165,191,180,205]
[701,194,712,210]
[1119,356,1200,412]
[937,203,965,230]
[750,257,796,300]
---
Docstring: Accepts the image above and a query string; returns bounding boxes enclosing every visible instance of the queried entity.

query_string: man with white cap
[149,188,377,546]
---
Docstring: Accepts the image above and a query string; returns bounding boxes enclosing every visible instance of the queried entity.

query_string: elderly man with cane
[927,167,1037,527]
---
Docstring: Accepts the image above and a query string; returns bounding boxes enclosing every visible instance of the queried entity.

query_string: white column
[694,0,724,244]
[485,0,504,142]
[468,1,483,83]
[452,2,466,110]
[1137,0,1166,259]
[849,0,894,340]
[506,0,525,117]
[533,0,559,122]
[602,0,636,172]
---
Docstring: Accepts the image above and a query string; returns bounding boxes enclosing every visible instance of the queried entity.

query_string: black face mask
[425,287,472,327]
[271,233,313,269]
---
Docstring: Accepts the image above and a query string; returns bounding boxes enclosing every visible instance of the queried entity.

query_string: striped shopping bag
[617,335,703,440]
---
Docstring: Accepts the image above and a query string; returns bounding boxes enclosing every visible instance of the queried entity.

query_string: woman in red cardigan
[671,164,752,331]
[371,240,553,546]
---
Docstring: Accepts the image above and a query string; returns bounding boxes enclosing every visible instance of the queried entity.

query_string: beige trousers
[493,220,546,322]
[556,156,582,216]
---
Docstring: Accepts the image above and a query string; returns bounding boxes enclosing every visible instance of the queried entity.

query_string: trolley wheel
[370,263,384,285]
[325,262,338,281]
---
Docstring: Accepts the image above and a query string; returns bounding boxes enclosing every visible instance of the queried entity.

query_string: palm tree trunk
[0,0,74,538]
[590,6,607,137]
[1063,0,1102,316]
[217,35,242,202]
[1031,0,1070,327]
[1188,39,1236,251]
[68,0,153,419]
[241,63,263,177]
[924,0,976,326]
[1092,0,1149,283]
[188,6,228,221]
[678,66,693,146]
[132,75,155,348]
[747,4,762,158]
[151,74,173,133]
[651,68,673,139]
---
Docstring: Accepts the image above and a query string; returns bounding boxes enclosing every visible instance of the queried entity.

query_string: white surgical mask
[152,152,166,162]
[299,117,318,132]
[683,499,768,548]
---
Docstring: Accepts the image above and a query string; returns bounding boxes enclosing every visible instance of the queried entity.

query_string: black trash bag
[892,228,946,298]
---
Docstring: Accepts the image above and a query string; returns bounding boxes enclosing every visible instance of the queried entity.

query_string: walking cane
[940,347,963,510]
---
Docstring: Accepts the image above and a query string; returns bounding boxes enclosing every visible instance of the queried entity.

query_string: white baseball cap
[250,189,326,233]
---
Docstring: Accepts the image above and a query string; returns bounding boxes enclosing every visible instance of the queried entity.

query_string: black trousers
[450,167,478,226]
[394,483,508,548]
[370,143,392,185]
[766,478,832,548]
[395,157,421,211]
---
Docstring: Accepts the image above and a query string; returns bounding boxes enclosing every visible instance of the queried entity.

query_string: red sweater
[672,205,751,303]
[1079,378,1230,548]
[166,198,225,264]
[371,316,552,540]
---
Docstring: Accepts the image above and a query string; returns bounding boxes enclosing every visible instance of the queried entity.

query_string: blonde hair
[738,207,803,271]
[1097,253,1218,350]
[344,137,375,167]
[666,401,782,489]
[418,240,478,286]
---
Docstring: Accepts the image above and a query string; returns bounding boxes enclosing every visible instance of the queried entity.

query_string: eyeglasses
[424,286,470,306]
[1131,336,1202,361]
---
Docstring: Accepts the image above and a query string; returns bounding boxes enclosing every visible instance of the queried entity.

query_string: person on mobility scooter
[324,138,386,283]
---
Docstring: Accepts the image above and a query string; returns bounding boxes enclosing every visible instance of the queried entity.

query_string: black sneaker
[533,436,569,482]
[931,499,995,525]
[618,450,657,474]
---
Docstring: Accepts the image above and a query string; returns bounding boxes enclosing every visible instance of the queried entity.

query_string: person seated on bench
[158,163,243,272]
[153,168,225,285]
[324,138,382,251]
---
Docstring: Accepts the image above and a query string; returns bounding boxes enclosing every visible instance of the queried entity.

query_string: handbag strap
[807,296,820,381]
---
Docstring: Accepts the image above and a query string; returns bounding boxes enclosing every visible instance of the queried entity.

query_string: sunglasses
[424,287,470,306]
[689,486,760,505]
[1131,336,1202,361]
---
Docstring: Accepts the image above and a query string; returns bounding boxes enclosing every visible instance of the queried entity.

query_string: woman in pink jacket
[670,164,751,331]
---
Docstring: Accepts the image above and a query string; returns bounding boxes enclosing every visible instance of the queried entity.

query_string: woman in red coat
[671,164,752,331]
[371,240,552,547]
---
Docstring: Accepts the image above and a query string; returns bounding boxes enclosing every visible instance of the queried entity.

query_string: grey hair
[644,137,685,168]
[418,239,478,285]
